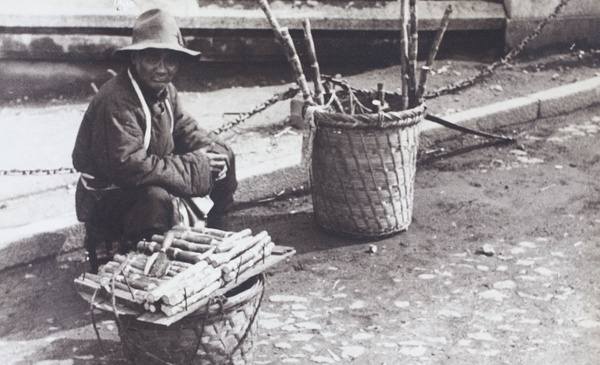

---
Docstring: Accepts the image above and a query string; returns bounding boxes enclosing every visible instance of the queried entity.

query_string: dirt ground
[1,49,599,364]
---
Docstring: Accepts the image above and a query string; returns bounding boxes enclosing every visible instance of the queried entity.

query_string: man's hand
[199,145,228,181]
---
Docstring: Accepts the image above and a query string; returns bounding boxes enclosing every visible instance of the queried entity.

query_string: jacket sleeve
[170,87,234,165]
[98,95,213,198]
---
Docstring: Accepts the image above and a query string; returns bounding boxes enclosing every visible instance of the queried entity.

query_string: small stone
[480,244,495,256]
[275,342,293,349]
[349,300,366,309]
[394,301,410,308]
[510,149,528,156]
[399,346,427,357]
[309,355,335,364]
[290,334,314,342]
[295,322,322,330]
[270,295,309,303]
[516,259,535,266]
[492,85,503,92]
[577,319,600,328]
[302,344,317,352]
[438,309,462,318]
[478,289,507,302]
[511,247,526,254]
[477,265,490,272]
[369,244,377,253]
[493,280,517,290]
[518,241,537,248]
[552,73,560,80]
[573,241,583,247]
[340,346,365,359]
[467,332,497,341]
[352,333,374,341]
[496,265,508,272]
[418,274,436,280]
[534,267,555,276]
[260,318,286,330]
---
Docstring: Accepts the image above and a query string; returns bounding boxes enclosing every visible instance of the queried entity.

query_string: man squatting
[72,9,237,272]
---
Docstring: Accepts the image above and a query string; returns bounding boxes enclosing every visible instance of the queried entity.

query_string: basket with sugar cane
[258,0,452,237]
[74,225,295,365]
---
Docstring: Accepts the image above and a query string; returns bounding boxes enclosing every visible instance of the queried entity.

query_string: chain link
[425,0,571,99]
[0,86,300,177]
[0,167,77,176]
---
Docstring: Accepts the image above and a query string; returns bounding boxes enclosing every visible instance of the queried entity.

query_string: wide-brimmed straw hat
[114,8,200,57]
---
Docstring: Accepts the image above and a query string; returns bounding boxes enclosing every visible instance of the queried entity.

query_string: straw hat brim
[114,43,200,58]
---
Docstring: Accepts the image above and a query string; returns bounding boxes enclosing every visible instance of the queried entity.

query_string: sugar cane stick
[160,267,223,306]
[172,230,220,245]
[152,234,214,253]
[281,27,313,103]
[166,247,206,264]
[75,274,146,307]
[98,276,148,300]
[322,82,345,114]
[222,237,272,274]
[161,279,223,317]
[215,228,253,253]
[210,231,269,266]
[257,0,313,103]
[223,242,275,282]
[137,240,162,254]
[145,260,210,303]
[172,225,230,239]
[399,0,410,110]
[408,0,419,108]
[99,266,165,290]
[302,19,324,105]
[416,4,452,103]
[102,260,181,277]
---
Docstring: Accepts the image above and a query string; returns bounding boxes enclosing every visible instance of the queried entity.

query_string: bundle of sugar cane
[76,227,277,317]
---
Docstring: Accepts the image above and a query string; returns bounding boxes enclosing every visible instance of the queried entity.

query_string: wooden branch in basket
[258,0,313,104]
[302,19,324,105]
[408,0,419,108]
[416,4,452,103]
[399,0,410,110]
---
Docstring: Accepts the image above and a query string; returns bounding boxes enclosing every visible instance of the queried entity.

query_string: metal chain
[0,167,77,176]
[0,86,300,176]
[425,0,572,99]
[211,86,299,135]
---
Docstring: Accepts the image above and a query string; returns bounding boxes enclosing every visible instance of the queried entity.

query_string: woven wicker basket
[307,91,425,237]
[117,275,264,365]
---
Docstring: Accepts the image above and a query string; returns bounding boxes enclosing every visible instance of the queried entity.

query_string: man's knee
[137,186,172,205]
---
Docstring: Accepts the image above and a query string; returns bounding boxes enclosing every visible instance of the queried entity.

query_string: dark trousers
[88,158,237,243]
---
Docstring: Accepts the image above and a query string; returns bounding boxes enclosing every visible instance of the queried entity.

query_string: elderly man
[72,9,236,272]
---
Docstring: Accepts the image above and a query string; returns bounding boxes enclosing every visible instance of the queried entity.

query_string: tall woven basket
[307,91,425,237]
[117,275,264,365]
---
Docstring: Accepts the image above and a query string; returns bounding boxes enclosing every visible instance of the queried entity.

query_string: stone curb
[1,76,599,271]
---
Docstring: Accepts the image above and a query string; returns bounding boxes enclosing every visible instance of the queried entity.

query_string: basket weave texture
[308,94,425,237]
[117,275,264,365]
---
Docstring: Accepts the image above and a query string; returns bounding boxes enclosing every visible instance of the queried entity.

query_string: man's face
[131,48,181,94]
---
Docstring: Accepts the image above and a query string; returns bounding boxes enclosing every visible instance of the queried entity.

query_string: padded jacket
[72,68,231,200]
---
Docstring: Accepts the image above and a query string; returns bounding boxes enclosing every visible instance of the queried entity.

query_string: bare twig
[426,0,572,99]
[416,4,452,103]
[257,0,313,103]
[407,0,419,108]
[302,19,324,105]
[399,0,410,109]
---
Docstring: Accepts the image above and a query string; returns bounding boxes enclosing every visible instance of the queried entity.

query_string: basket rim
[310,103,425,130]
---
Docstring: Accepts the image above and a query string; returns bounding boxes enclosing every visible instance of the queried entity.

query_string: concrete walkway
[0,74,599,271]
